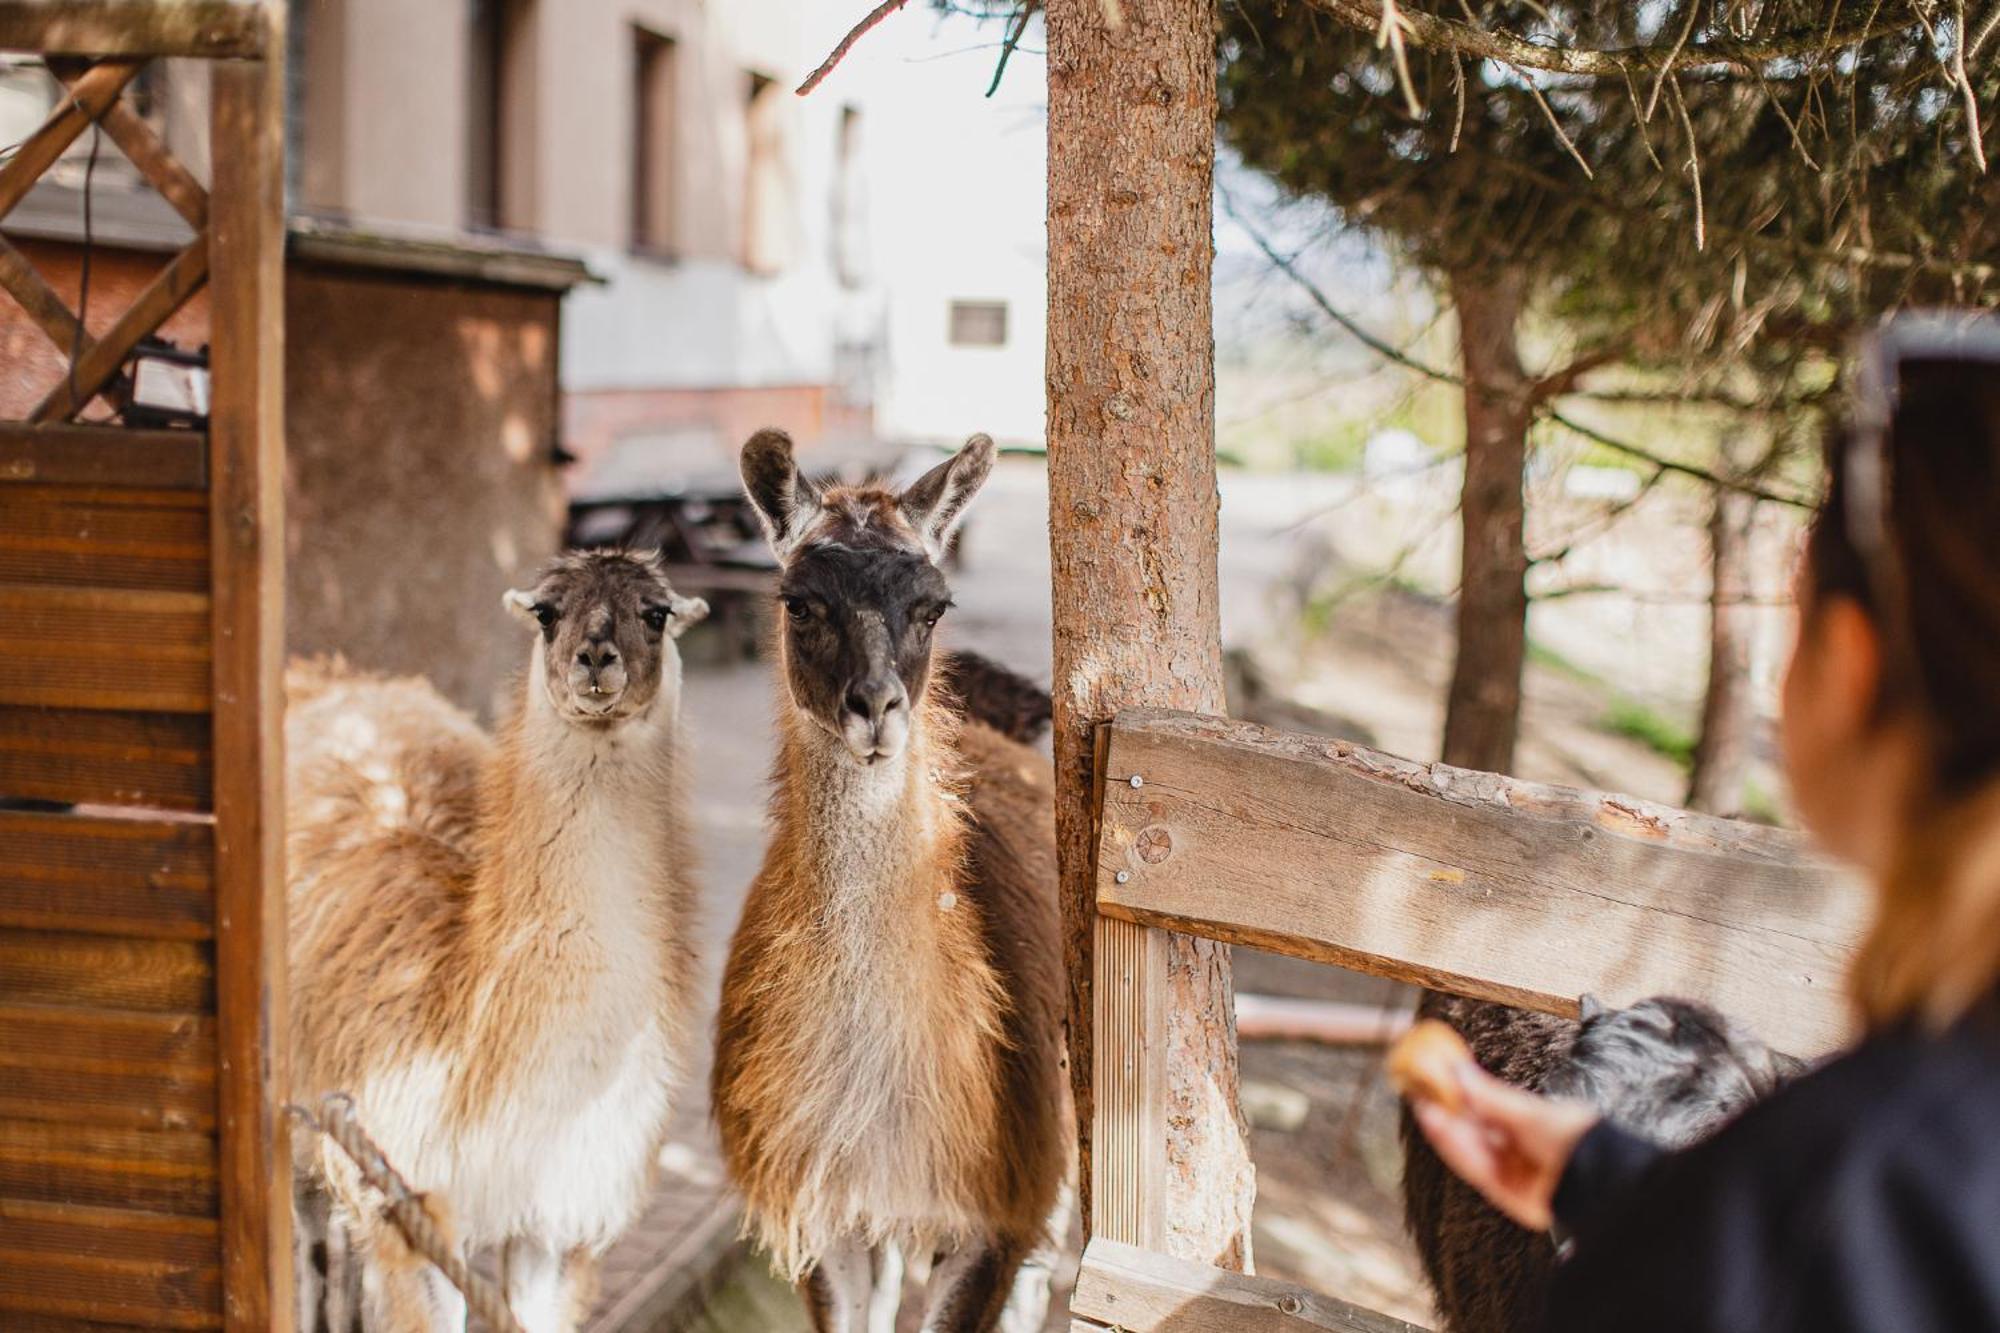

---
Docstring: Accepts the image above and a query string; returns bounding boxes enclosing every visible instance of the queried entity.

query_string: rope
[288,1094,526,1333]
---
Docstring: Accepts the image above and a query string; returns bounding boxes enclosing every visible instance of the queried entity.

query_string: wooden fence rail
[1077,709,1870,1332]
[1095,710,1865,1059]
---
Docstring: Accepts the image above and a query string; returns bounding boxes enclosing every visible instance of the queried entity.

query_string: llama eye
[782,597,810,621]
[641,606,669,633]
[532,603,558,629]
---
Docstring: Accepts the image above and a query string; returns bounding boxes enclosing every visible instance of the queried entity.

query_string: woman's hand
[1409,1060,1601,1231]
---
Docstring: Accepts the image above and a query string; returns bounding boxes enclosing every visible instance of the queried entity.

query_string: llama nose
[577,640,620,674]
[843,676,903,727]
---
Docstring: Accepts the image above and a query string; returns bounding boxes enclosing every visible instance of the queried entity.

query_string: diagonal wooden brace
[0,57,143,223]
[49,56,209,229]
[33,229,208,423]
[0,233,94,357]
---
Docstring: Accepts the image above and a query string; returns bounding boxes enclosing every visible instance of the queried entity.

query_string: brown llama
[284,552,707,1333]
[712,430,1070,1333]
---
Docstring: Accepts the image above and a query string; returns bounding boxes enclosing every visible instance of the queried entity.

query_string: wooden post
[1047,0,1256,1267]
[209,9,292,1329]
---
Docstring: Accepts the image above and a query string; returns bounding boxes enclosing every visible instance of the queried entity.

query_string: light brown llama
[284,552,707,1333]
[712,431,1071,1333]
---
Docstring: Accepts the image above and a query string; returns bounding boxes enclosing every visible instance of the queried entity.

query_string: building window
[631,27,677,255]
[948,301,1008,348]
[468,0,536,232]
[831,104,867,288]
[742,71,791,274]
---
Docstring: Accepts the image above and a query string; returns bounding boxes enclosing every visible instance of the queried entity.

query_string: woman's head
[1781,322,2000,1027]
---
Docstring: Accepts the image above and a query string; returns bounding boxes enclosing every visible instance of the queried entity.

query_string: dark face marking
[739,427,994,762]
[505,550,707,724]
[778,544,953,761]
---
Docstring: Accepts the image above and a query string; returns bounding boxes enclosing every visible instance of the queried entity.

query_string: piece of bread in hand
[1388,1018,1474,1113]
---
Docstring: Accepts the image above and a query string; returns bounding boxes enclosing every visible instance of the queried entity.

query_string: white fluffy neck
[780,704,956,915]
[481,653,685,924]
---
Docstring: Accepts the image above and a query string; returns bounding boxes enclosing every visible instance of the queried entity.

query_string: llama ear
[899,433,995,562]
[740,428,820,559]
[1577,993,1606,1023]
[503,587,542,626]
[665,594,709,639]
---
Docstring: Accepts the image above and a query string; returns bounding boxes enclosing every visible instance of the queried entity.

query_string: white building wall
[294,0,1052,444]
[860,16,1049,447]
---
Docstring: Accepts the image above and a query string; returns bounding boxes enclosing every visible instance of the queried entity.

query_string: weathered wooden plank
[33,233,210,423]
[1074,1238,1431,1333]
[0,810,213,937]
[3,1317,178,1333]
[0,1004,216,1129]
[0,427,208,491]
[0,586,211,712]
[0,1251,221,1330]
[0,58,140,220]
[0,480,209,590]
[0,1004,214,1071]
[1089,721,1170,1251]
[0,1,265,57]
[1096,711,1867,1057]
[0,1060,214,1130]
[0,1197,218,1265]
[0,1201,219,1331]
[0,931,212,1011]
[0,1119,218,1215]
[0,707,212,813]
[208,43,292,1333]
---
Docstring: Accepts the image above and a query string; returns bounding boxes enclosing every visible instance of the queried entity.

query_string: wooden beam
[1073,1238,1432,1333]
[32,232,209,423]
[0,57,141,222]
[51,58,209,229]
[0,422,206,488]
[1046,0,1252,1267]
[0,1,266,57]
[0,585,213,713]
[0,807,213,938]
[0,706,212,812]
[0,235,90,356]
[1096,710,1868,1057]
[206,28,290,1333]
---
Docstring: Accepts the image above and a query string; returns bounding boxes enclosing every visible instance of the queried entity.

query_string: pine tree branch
[1297,0,1918,81]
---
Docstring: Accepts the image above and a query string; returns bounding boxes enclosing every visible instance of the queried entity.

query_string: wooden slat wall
[0,429,224,1330]
[0,10,287,1327]
[1096,710,1869,1058]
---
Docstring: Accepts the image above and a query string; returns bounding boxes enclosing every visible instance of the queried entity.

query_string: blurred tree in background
[1218,0,1995,801]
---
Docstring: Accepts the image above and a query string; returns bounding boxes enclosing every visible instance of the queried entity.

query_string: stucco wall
[284,264,566,717]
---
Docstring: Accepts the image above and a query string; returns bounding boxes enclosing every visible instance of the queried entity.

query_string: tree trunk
[1442,269,1531,775]
[1687,481,1758,815]
[1047,0,1255,1269]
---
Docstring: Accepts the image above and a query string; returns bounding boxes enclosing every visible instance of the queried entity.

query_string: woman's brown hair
[1807,354,2000,1029]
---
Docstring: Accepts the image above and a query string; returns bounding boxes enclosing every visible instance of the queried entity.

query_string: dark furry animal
[1402,994,1800,1333]
[939,649,1052,745]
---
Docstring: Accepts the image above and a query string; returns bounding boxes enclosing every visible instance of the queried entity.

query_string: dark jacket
[1545,998,2000,1331]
